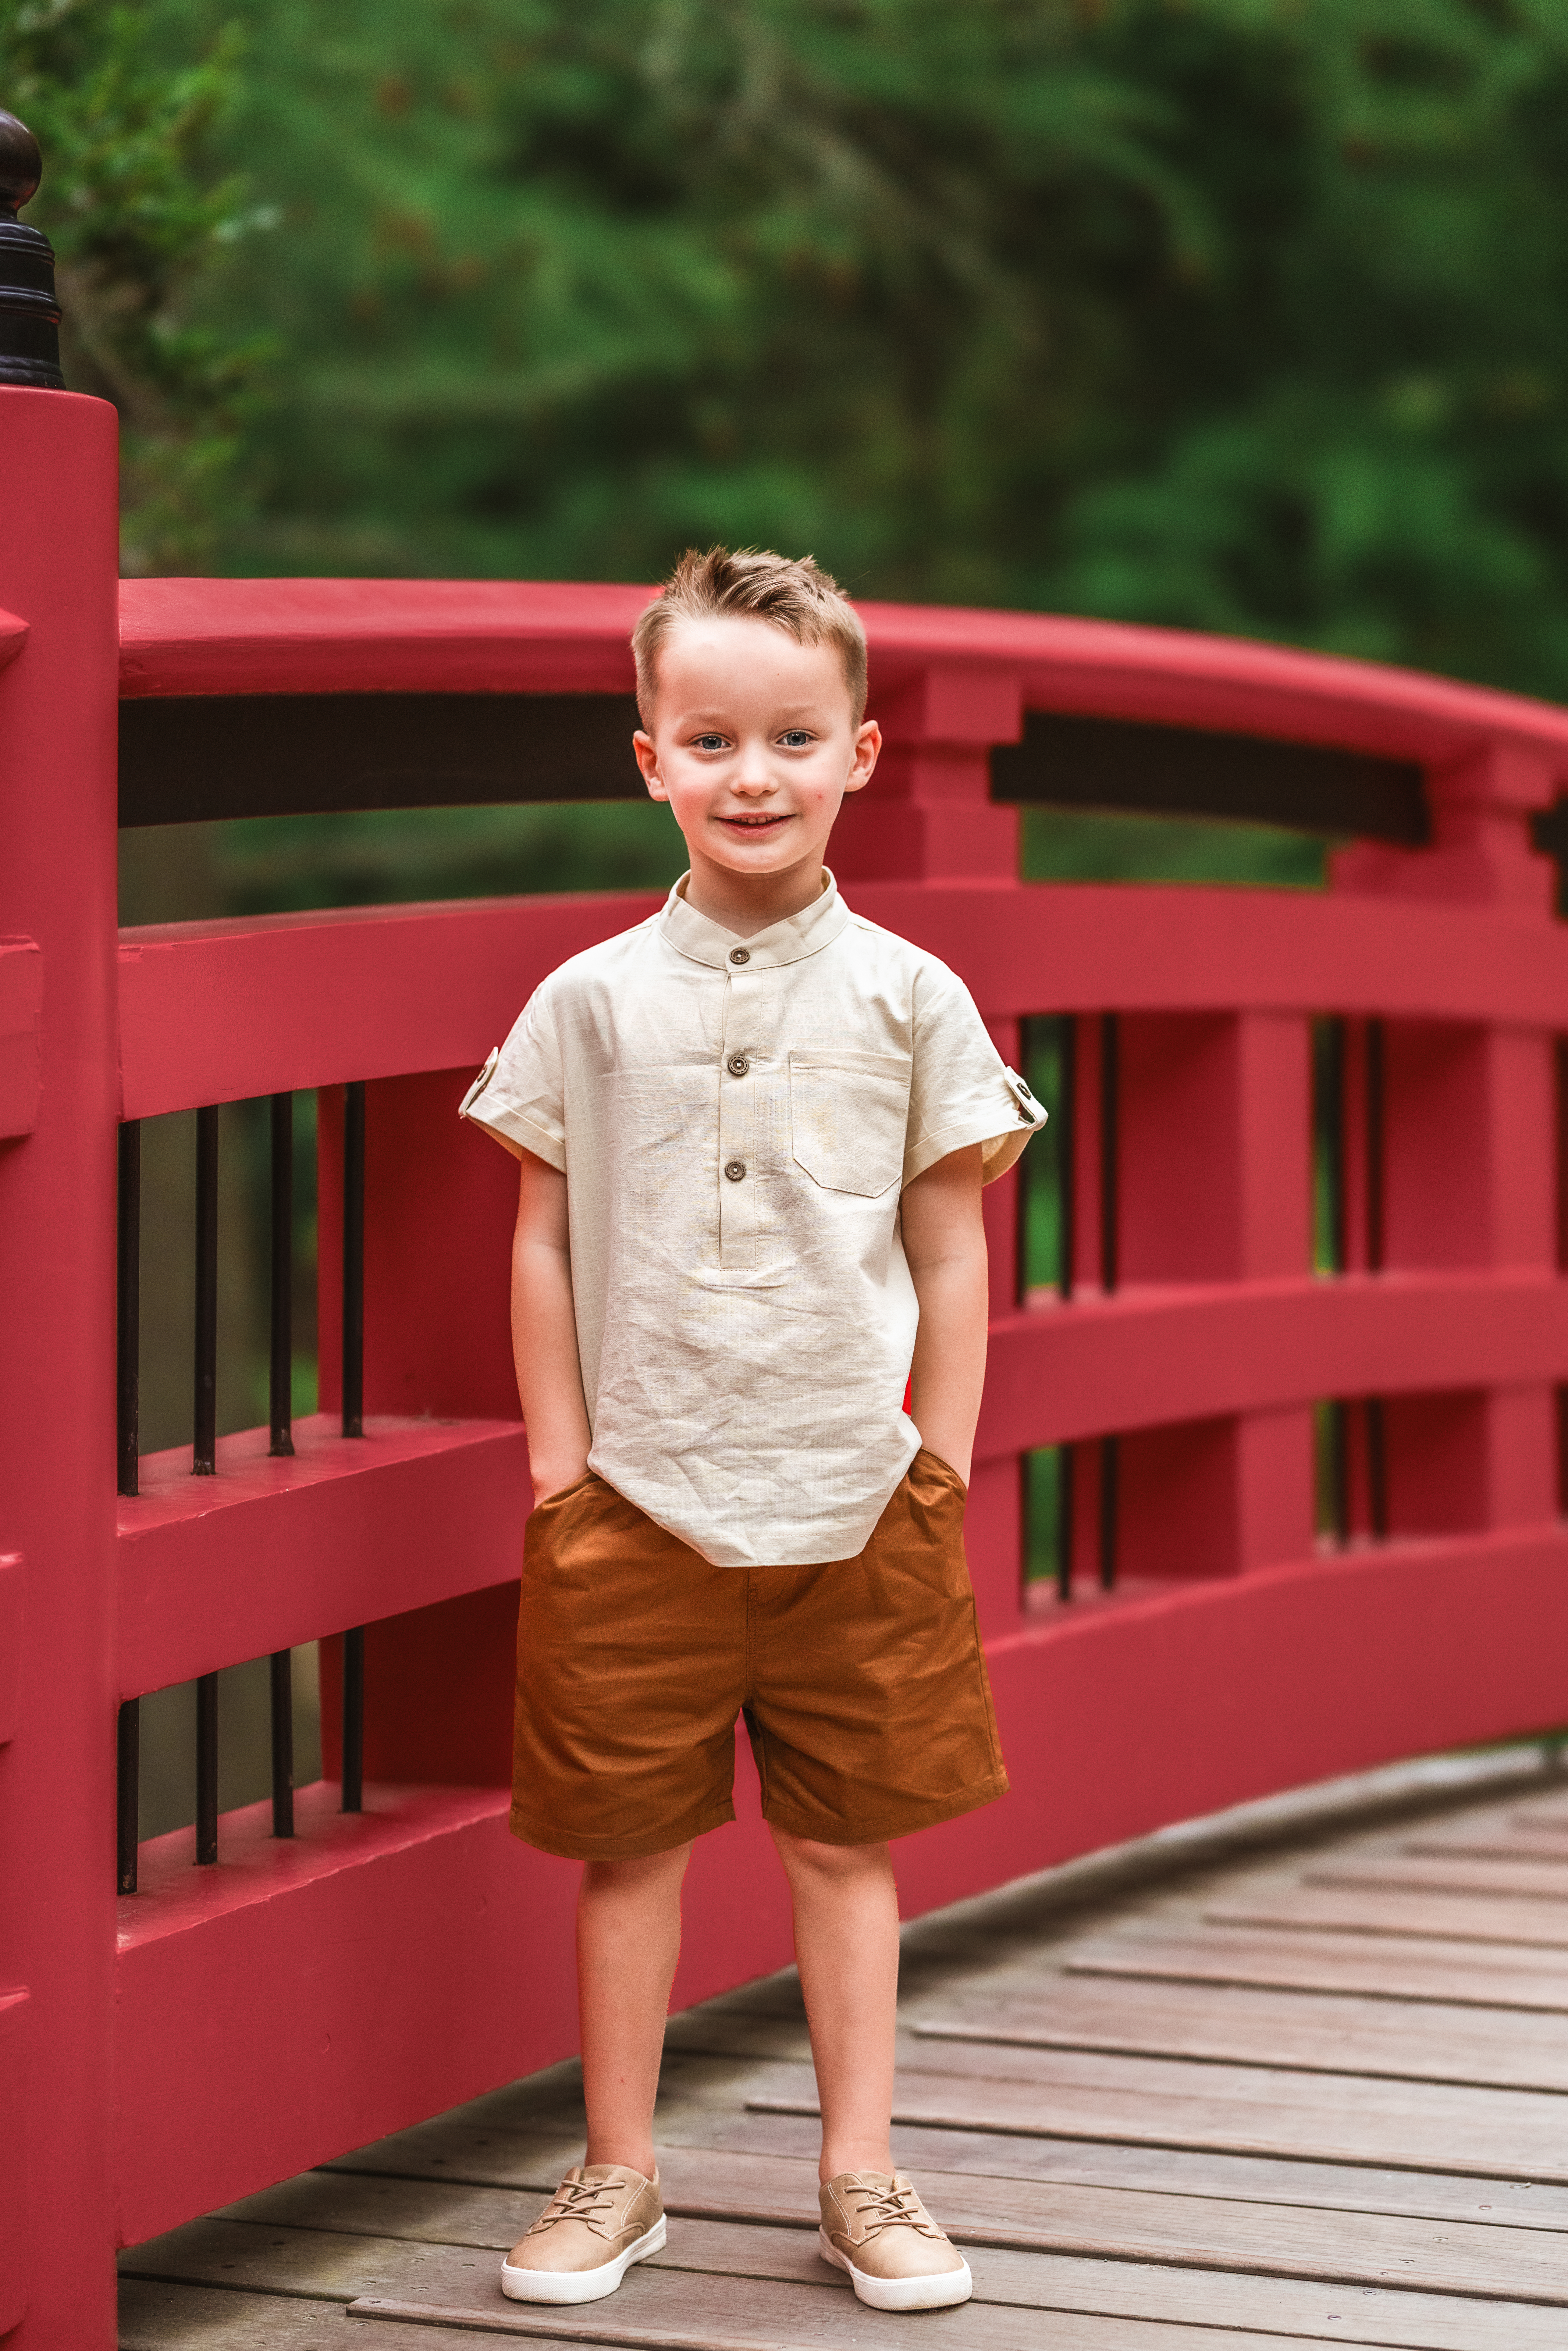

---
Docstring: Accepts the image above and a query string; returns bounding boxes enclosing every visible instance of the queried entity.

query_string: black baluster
[270,1649,294,1837]
[1058,1014,1077,1302]
[117,1122,140,1498]
[116,1698,140,1894]
[342,1081,365,1440]
[1100,1013,1119,1295]
[270,1094,295,1458]
[341,1627,364,1814]
[1056,1443,1075,1602]
[195,1672,218,1863]
[193,1106,219,1475]
[1365,1017,1386,1274]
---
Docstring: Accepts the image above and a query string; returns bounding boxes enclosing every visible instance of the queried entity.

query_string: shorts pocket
[790,1049,912,1198]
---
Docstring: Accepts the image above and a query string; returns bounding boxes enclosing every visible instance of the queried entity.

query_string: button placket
[718,968,757,1270]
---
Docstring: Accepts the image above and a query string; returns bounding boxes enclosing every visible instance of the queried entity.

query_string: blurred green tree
[0,0,273,571]
[157,0,1568,707]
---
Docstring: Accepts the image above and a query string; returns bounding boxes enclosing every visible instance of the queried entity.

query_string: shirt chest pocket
[789,1050,912,1199]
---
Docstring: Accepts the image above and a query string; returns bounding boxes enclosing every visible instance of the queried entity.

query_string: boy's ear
[633,728,669,801]
[841,718,882,796]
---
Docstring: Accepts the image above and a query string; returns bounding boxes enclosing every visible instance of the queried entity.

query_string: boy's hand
[901,1144,988,1488]
[510,1151,594,1507]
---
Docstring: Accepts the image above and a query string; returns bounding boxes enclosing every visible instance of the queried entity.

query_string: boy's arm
[510,1150,593,1502]
[901,1142,988,1486]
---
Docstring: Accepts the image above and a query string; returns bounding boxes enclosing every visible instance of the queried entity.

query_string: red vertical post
[1335,743,1561,1544]
[1115,1011,1316,1579]
[0,390,122,2345]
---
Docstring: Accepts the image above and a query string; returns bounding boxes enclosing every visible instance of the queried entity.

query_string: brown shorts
[510,1447,1008,1860]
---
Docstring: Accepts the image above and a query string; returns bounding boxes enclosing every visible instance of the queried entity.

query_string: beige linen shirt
[461,871,1045,1569]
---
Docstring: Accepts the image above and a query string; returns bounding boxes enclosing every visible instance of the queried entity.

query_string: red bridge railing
[5,390,1568,2348]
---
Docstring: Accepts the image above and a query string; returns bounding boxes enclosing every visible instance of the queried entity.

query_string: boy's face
[633,614,880,897]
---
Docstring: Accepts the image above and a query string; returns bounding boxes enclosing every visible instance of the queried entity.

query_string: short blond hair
[632,545,868,725]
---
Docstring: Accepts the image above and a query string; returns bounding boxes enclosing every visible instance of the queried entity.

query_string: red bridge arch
[3,388,1567,2349]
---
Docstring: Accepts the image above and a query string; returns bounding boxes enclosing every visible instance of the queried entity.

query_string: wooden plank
[329,2120,588,2190]
[911,1976,1568,2090]
[1309,1854,1568,1902]
[661,2014,812,2063]
[1405,1827,1568,1862]
[125,2217,1551,2351]
[1060,1925,1568,2011]
[326,2098,1568,2232]
[1511,1793,1568,1827]
[118,2278,522,2350]
[1208,1883,1568,1947]
[350,2285,1385,2351]
[220,2158,1568,2304]
[740,2051,1568,2181]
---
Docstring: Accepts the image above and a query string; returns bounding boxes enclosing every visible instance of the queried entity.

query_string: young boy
[459,547,1044,2315]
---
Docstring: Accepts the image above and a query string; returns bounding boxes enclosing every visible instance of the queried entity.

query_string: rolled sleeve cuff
[461,1095,567,1170]
[905,1069,1047,1188]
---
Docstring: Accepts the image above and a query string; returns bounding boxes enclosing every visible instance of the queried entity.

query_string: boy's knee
[580,1842,691,1897]
[772,1826,891,1880]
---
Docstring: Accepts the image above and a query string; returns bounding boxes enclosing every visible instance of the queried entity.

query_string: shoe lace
[532,2176,625,2238]
[846,2179,941,2241]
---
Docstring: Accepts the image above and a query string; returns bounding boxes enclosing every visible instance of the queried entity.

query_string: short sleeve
[457,983,567,1170]
[903,962,1047,1188]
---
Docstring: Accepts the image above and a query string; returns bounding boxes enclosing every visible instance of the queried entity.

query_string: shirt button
[724,1158,747,1182]
[727,1053,749,1078]
[729,946,750,965]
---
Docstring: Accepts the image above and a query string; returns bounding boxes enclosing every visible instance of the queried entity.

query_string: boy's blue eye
[693,734,729,751]
[779,730,813,748]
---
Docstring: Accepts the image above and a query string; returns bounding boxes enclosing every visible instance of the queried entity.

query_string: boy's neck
[681,855,830,940]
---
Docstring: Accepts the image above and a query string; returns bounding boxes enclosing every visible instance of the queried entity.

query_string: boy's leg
[578,1842,691,2176]
[769,1826,899,2180]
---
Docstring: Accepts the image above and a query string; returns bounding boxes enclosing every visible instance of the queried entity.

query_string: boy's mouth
[719,812,792,835]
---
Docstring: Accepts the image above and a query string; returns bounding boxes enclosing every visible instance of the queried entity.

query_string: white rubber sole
[820,2228,973,2311]
[500,2214,666,2304]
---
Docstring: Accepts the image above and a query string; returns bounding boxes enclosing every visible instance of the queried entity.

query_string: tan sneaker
[819,2171,972,2311]
[500,2163,665,2304]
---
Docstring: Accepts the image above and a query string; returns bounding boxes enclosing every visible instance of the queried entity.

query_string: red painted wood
[0,1989,29,2334]
[928,1519,1568,1911]
[116,1416,528,1701]
[0,388,122,2351]
[982,1274,1568,1456]
[117,576,1568,774]
[119,885,1568,1121]
[0,940,42,1139]
[117,578,652,698]
[118,894,664,1121]
[0,1554,22,1747]
[317,1584,520,1790]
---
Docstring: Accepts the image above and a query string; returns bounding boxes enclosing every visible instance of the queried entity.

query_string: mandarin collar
[659,869,853,971]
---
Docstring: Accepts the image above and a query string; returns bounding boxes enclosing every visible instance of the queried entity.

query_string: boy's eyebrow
[673,702,835,726]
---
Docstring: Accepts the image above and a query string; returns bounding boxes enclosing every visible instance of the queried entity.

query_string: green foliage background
[12,0,1568,696]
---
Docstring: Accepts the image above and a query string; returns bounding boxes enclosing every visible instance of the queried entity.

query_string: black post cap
[0,109,65,391]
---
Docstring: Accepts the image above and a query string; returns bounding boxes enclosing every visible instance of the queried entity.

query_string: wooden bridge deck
[119,1756,1568,2350]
